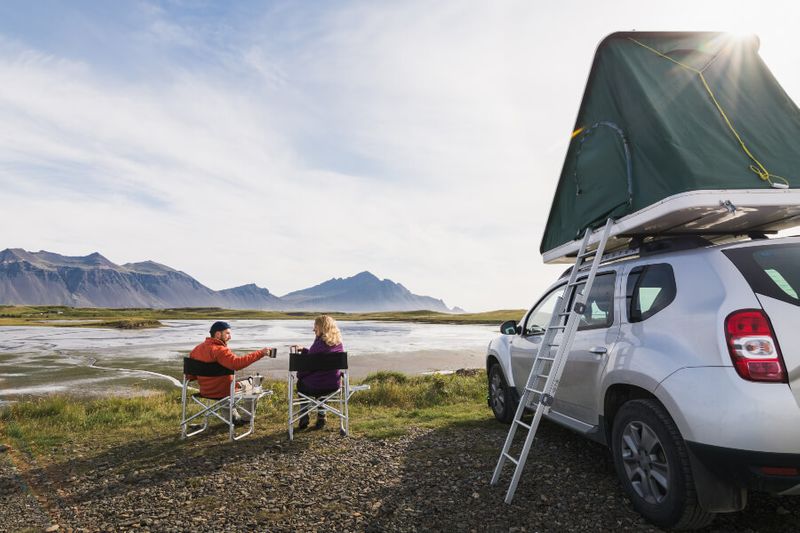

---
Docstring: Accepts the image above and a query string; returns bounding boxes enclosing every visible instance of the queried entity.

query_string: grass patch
[64,319,163,329]
[362,370,409,385]
[355,371,485,409]
[351,403,493,439]
[0,370,491,460]
[0,305,524,328]
[0,393,184,455]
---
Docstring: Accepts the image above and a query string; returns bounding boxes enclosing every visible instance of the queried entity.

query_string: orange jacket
[189,338,265,399]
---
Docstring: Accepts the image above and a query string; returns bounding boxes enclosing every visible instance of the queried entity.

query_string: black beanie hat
[210,321,231,336]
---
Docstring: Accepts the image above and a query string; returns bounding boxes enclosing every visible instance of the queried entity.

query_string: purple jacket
[297,337,344,391]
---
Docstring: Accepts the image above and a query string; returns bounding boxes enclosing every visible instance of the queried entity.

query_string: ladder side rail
[495,219,616,503]
[534,221,600,405]
[501,282,584,502]
[519,301,566,400]
[490,294,569,485]
[491,228,591,489]
[537,294,587,412]
[503,388,552,503]
[543,219,615,404]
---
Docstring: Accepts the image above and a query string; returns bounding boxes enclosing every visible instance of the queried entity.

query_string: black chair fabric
[297,381,340,397]
[183,357,234,377]
[289,352,348,372]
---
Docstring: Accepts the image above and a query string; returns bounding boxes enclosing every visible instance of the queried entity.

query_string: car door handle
[589,346,608,355]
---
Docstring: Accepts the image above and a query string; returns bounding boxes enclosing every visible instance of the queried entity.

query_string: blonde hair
[315,315,342,347]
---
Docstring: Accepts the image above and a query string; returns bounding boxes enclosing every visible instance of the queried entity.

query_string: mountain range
[0,248,457,312]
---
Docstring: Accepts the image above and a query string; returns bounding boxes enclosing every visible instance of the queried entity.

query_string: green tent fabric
[540,32,800,255]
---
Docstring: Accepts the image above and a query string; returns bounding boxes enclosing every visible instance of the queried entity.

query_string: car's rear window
[723,243,800,307]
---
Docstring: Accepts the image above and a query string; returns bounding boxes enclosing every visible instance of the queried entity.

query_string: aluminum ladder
[491,218,614,504]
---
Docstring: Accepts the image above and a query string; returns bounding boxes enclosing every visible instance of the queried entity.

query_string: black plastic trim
[686,441,800,493]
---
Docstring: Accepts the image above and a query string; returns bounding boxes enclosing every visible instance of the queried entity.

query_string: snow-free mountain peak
[0,250,456,312]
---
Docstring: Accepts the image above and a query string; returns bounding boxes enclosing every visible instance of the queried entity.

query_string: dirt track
[1,420,798,532]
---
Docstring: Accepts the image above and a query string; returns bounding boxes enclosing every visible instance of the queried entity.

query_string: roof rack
[542,189,800,265]
[559,234,719,278]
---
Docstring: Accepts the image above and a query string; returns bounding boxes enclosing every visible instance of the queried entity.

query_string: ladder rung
[578,250,596,259]
[525,387,543,394]
[547,343,559,347]
[549,325,566,330]
[503,452,519,466]
[535,373,549,379]
[559,312,570,317]
[537,356,555,361]
[514,419,531,430]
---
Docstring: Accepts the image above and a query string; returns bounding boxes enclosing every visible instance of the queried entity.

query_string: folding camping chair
[287,350,370,440]
[180,357,272,441]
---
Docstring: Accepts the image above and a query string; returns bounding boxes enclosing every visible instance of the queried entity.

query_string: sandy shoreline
[0,347,489,400]
[247,348,487,380]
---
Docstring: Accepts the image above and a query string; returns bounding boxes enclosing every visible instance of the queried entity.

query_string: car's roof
[558,234,800,280]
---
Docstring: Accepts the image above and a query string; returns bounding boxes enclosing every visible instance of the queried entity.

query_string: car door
[551,272,620,425]
[510,285,565,396]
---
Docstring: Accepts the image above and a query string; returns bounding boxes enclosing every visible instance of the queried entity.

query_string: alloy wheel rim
[490,371,505,413]
[620,420,670,504]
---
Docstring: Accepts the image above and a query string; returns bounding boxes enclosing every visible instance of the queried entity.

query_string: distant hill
[0,248,455,312]
[281,271,450,312]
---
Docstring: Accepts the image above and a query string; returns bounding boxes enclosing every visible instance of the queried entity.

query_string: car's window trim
[522,283,566,337]
[569,271,617,332]
[723,243,800,308]
[626,263,677,323]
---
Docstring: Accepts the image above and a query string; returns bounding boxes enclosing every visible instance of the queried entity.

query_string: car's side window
[523,286,565,336]
[574,273,616,331]
[626,263,676,322]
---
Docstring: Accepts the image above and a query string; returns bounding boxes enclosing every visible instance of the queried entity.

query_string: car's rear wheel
[611,399,715,530]
[488,363,514,423]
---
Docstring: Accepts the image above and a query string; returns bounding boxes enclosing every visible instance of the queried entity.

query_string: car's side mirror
[500,320,519,335]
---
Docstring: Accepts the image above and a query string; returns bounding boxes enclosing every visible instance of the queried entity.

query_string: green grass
[0,371,492,461]
[0,305,524,328]
[357,371,485,408]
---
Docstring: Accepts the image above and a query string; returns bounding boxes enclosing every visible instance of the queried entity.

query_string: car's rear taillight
[725,309,786,382]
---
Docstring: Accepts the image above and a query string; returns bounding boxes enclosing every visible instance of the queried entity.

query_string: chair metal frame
[180,357,272,441]
[287,351,369,441]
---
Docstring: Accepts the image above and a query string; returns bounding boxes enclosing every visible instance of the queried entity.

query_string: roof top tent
[541,31,800,264]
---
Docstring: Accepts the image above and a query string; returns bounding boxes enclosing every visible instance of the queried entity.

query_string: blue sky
[1,1,799,311]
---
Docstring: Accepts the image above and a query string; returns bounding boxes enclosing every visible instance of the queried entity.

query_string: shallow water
[0,320,497,399]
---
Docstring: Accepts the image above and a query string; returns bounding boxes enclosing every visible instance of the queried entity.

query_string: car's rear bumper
[687,441,800,494]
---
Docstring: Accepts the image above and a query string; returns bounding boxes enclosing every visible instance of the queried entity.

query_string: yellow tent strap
[628,37,790,188]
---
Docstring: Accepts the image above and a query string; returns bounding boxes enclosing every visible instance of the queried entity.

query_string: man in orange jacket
[190,321,275,422]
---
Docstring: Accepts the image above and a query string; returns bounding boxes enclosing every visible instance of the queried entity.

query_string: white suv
[486,235,800,529]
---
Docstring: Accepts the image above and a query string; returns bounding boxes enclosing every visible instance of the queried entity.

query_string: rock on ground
[1,421,799,532]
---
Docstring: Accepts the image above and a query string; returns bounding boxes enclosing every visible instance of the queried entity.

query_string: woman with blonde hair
[294,315,344,429]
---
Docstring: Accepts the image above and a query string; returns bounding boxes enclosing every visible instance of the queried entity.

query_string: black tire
[611,399,715,530]
[488,363,515,423]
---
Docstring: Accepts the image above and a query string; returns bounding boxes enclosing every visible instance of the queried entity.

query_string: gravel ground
[1,420,799,532]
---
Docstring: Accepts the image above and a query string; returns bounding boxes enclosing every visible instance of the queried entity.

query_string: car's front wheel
[488,362,515,423]
[611,399,715,530]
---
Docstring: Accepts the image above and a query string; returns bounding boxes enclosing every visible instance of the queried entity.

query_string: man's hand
[261,347,277,358]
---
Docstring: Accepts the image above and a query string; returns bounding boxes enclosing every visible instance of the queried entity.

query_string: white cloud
[1,1,799,311]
